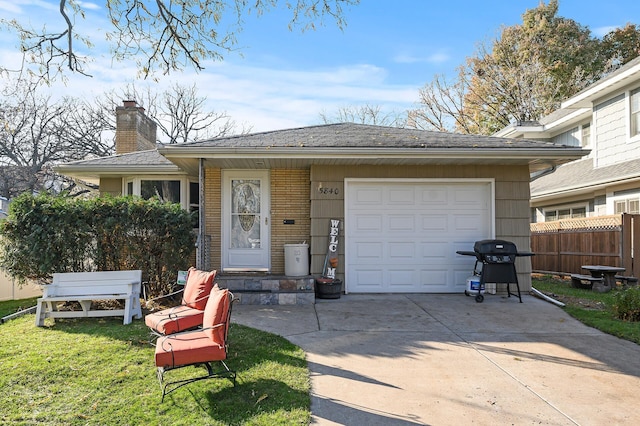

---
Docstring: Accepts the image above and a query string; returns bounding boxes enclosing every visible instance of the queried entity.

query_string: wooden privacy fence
[530,214,640,278]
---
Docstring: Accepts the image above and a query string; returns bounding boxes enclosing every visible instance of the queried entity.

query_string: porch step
[216,274,315,305]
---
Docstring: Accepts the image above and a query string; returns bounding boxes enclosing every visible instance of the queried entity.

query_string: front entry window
[231,179,261,249]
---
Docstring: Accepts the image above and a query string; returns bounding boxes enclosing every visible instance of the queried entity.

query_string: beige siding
[99,178,123,196]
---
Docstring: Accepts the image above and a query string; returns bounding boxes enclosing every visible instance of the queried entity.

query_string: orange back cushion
[182,268,216,310]
[203,287,230,344]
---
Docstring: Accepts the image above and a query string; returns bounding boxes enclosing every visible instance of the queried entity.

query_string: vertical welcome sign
[322,219,340,279]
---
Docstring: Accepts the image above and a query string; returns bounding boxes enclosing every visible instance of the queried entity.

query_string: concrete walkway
[232,293,640,425]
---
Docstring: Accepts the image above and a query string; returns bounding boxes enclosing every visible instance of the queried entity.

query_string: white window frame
[611,192,640,215]
[543,203,589,222]
[123,176,196,210]
[580,122,591,148]
[629,87,640,142]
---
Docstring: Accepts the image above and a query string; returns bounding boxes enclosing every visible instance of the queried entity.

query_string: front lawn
[0,305,310,425]
[532,274,640,345]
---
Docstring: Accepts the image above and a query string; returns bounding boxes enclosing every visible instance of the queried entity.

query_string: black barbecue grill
[456,239,534,303]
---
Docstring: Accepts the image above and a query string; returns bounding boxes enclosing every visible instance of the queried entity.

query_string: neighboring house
[495,56,640,223]
[56,101,585,296]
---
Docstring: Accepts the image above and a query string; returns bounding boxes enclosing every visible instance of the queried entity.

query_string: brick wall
[270,169,311,273]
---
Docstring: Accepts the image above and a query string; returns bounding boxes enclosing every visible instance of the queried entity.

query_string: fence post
[622,214,632,277]
[632,214,640,278]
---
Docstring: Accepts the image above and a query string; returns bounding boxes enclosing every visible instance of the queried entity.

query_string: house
[56,101,586,301]
[495,57,640,223]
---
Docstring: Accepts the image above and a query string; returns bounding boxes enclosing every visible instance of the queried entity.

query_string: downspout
[197,158,206,269]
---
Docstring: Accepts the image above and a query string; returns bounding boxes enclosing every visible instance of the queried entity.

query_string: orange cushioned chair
[155,286,235,401]
[145,268,216,337]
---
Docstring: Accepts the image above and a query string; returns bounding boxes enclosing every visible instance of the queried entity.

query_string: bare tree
[1,0,359,82]
[0,84,112,197]
[97,83,251,143]
[320,104,406,127]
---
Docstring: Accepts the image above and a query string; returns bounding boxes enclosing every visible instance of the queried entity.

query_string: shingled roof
[531,157,640,201]
[176,122,569,150]
[56,123,588,180]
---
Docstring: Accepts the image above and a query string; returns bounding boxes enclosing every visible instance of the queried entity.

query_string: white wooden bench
[35,270,142,326]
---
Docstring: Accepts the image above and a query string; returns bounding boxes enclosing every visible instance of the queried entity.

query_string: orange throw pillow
[182,268,216,310]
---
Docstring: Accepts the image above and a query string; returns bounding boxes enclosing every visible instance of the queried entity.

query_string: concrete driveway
[232,293,640,425]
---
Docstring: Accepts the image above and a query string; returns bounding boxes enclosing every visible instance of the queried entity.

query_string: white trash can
[284,243,309,276]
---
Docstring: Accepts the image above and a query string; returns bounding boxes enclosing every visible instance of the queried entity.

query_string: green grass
[0,304,311,425]
[533,275,640,345]
[0,297,38,319]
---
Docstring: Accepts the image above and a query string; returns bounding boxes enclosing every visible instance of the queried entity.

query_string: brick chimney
[115,100,157,155]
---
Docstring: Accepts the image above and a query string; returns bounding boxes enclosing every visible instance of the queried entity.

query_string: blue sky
[1,0,639,134]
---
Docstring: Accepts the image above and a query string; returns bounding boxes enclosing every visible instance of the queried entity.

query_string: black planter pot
[315,278,342,299]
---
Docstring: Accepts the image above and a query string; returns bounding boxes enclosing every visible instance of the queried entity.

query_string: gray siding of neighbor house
[552,127,580,147]
[309,164,533,291]
[594,93,630,167]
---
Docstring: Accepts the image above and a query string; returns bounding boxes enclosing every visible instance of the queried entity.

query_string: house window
[140,180,181,203]
[124,177,200,227]
[615,197,640,214]
[631,88,640,138]
[543,205,588,221]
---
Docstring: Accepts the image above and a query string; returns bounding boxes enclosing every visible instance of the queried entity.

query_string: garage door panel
[388,269,419,287]
[453,214,487,232]
[388,187,416,205]
[347,181,492,293]
[353,215,383,233]
[421,215,448,231]
[453,187,487,206]
[388,241,416,260]
[352,269,384,289]
[354,241,383,261]
[419,188,448,206]
[354,187,383,204]
[388,215,416,232]
[419,269,449,288]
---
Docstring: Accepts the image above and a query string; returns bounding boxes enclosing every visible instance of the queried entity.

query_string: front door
[222,170,270,271]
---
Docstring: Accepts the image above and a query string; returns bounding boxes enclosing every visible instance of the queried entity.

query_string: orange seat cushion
[155,330,226,368]
[182,268,216,310]
[145,305,205,335]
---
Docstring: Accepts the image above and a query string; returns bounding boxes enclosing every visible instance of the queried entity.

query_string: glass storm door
[222,170,270,271]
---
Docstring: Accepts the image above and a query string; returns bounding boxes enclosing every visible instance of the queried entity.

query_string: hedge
[0,193,196,297]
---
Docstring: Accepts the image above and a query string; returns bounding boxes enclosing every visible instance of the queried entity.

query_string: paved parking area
[233,293,640,425]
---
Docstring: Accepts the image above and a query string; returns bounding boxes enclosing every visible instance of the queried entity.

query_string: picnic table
[570,265,625,292]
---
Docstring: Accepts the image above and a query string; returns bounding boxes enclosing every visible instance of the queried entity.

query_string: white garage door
[345,180,493,293]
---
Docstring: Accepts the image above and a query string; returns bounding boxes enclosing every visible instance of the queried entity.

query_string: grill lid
[473,239,518,254]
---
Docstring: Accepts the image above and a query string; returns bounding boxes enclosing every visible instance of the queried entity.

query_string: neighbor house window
[581,123,591,147]
[614,198,640,214]
[544,205,588,221]
[632,87,640,138]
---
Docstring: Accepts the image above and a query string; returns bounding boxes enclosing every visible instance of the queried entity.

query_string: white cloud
[592,25,619,38]
[393,51,451,65]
